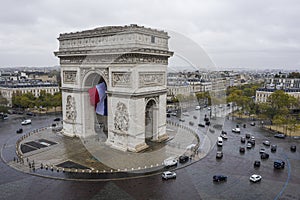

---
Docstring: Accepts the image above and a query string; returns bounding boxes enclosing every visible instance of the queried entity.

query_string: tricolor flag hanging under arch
[88,82,107,116]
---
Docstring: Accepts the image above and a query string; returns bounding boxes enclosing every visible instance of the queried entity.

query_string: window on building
[151,36,155,43]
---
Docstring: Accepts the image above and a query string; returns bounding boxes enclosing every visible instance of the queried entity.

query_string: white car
[163,158,178,167]
[263,140,270,146]
[259,148,265,154]
[162,171,176,180]
[250,174,262,183]
[21,119,31,125]
[232,128,241,133]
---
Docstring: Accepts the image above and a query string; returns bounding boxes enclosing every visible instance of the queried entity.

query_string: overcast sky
[1,0,300,70]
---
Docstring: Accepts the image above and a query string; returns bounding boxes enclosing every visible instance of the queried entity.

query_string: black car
[271,144,277,152]
[254,160,261,167]
[54,118,61,121]
[274,160,285,169]
[189,121,194,126]
[213,175,227,182]
[274,133,285,139]
[198,123,205,127]
[205,121,211,126]
[245,133,251,139]
[261,152,269,159]
[179,155,189,163]
[26,112,35,116]
[290,145,296,152]
[239,146,245,153]
[16,128,23,134]
[243,124,246,128]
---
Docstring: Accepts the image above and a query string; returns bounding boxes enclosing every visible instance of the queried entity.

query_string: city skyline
[0,0,300,70]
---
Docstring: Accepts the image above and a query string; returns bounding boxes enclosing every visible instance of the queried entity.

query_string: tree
[258,90,298,125]
[52,92,62,112]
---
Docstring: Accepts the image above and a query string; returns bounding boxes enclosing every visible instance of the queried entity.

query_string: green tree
[52,92,62,112]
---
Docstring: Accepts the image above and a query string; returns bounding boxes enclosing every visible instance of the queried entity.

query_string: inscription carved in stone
[66,95,77,121]
[139,72,165,87]
[112,72,131,87]
[114,102,129,132]
[63,71,77,84]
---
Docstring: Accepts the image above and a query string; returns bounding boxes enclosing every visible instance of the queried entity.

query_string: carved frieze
[58,53,169,65]
[80,67,109,85]
[112,72,131,87]
[63,71,77,84]
[139,72,165,88]
[66,95,77,121]
[114,102,129,132]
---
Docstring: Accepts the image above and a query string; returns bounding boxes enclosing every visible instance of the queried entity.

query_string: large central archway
[82,72,108,140]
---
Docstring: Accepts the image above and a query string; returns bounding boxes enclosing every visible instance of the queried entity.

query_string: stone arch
[145,98,159,142]
[81,68,109,89]
[81,70,108,139]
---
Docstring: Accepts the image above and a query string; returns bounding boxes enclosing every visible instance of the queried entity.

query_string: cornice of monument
[58,24,169,40]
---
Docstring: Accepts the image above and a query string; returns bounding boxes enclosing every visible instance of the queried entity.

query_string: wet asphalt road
[0,112,299,200]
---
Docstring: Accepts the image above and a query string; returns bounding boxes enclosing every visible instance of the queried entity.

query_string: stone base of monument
[9,122,204,180]
[156,133,169,142]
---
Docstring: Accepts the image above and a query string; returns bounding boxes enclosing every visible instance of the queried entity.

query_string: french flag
[88,82,107,116]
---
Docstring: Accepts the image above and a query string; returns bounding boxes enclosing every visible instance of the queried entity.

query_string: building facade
[0,83,60,106]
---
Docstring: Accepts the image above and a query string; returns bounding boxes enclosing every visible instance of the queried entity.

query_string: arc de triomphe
[54,24,173,152]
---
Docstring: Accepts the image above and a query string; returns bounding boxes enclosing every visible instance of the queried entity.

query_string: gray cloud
[0,0,299,69]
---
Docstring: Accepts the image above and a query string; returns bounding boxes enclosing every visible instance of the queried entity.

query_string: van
[217,137,223,146]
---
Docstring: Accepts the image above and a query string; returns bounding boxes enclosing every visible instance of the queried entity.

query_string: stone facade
[55,24,173,152]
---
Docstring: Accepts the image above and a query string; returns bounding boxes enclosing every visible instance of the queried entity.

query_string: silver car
[162,171,177,180]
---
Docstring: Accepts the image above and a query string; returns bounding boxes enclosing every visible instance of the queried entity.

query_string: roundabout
[2,115,211,181]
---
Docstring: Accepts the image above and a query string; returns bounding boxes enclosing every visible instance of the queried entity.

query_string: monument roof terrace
[58,24,168,40]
